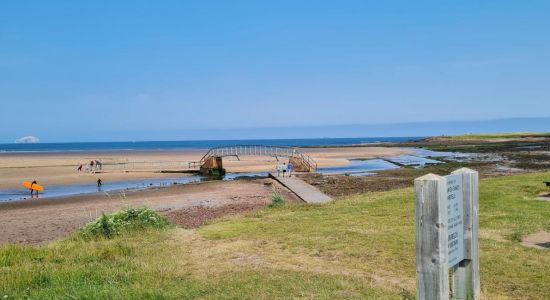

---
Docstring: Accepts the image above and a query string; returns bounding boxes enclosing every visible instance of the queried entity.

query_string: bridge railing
[100,161,200,170]
[198,145,317,171]
[296,152,318,171]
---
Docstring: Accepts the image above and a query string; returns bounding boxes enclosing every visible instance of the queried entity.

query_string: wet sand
[0,179,301,245]
[0,147,411,189]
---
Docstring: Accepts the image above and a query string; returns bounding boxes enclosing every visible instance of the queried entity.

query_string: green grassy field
[449,132,550,140]
[2,172,550,299]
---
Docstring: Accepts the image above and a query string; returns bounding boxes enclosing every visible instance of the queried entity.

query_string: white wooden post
[451,168,480,300]
[415,174,449,300]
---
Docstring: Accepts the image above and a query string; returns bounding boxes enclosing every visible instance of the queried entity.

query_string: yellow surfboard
[22,181,44,191]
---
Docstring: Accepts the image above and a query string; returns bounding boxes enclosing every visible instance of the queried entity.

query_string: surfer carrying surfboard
[30,180,37,195]
[22,180,44,195]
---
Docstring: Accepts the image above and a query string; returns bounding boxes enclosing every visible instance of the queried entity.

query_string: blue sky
[1,1,549,142]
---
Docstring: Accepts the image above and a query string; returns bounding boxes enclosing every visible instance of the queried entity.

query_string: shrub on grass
[79,207,171,239]
[269,187,286,207]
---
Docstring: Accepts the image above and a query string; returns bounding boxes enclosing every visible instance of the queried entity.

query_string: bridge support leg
[199,156,226,176]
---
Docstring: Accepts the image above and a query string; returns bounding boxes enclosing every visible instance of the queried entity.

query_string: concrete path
[269,173,332,204]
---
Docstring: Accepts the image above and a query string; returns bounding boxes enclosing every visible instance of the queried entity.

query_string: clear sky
[1,1,549,142]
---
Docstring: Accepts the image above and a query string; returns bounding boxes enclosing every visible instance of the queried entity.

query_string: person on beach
[282,163,287,177]
[276,163,282,177]
[30,180,37,195]
[95,160,102,171]
[287,162,293,177]
[97,178,102,187]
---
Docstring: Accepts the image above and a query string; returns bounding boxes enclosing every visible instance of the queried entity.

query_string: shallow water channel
[0,172,269,202]
[318,148,469,176]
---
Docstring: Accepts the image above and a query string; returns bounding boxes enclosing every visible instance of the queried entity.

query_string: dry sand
[0,179,301,245]
[0,150,204,189]
[0,147,411,189]
[522,231,550,249]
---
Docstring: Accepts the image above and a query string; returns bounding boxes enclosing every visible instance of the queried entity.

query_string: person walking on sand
[276,162,282,177]
[97,178,102,188]
[287,162,293,177]
[95,160,102,171]
[30,180,38,195]
[282,163,287,177]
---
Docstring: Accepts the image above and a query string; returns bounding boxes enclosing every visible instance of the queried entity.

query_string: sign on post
[445,174,464,268]
[415,168,480,300]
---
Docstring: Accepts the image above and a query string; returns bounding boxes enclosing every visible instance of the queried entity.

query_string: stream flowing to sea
[0,172,268,202]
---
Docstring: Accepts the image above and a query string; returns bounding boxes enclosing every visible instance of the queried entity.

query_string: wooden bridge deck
[269,173,332,204]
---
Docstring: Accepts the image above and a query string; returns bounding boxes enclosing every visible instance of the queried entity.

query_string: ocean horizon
[0,137,422,153]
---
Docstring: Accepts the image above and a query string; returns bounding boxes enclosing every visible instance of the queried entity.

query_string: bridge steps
[269,173,332,204]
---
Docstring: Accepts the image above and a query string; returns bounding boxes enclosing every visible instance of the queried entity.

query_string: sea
[0,137,422,153]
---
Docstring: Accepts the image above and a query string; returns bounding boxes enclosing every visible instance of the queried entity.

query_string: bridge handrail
[198,145,317,171]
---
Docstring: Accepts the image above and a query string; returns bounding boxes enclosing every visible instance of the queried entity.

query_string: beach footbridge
[198,145,317,175]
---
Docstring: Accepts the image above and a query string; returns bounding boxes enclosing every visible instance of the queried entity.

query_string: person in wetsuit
[30,180,38,195]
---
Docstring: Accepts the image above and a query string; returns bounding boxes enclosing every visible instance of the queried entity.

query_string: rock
[15,136,39,144]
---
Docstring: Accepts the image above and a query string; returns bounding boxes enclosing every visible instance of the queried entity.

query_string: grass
[269,187,286,207]
[78,206,172,239]
[2,172,550,299]
[0,230,402,299]
[449,132,550,140]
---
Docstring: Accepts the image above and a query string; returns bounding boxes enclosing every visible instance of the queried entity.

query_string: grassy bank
[449,132,550,140]
[2,172,550,299]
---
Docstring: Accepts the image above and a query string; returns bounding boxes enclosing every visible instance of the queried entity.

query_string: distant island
[15,136,40,144]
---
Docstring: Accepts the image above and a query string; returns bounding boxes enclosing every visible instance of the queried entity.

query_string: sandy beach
[0,146,411,245]
[0,146,411,189]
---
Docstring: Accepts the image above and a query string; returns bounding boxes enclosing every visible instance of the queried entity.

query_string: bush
[79,207,171,239]
[269,187,286,207]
